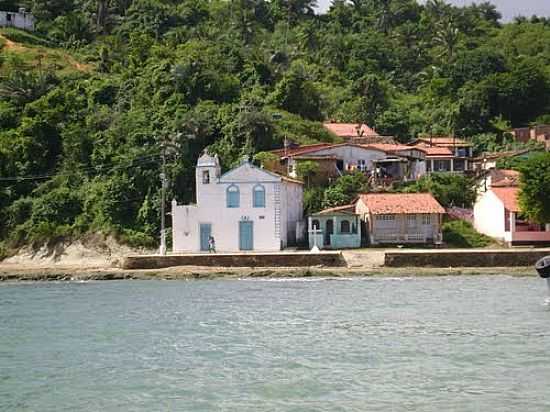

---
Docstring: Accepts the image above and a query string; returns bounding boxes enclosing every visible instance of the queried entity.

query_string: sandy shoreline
[0,263,537,281]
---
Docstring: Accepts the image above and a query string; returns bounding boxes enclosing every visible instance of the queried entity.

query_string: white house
[270,143,424,182]
[0,8,35,31]
[474,186,550,246]
[171,152,304,253]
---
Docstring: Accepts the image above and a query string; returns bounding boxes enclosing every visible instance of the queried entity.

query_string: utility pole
[159,143,168,256]
[158,132,185,256]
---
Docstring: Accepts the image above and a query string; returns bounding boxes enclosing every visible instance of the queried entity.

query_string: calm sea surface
[1,276,550,411]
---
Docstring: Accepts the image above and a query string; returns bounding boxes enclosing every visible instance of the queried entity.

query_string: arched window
[226,185,240,208]
[253,184,265,208]
[340,220,350,233]
[311,219,320,230]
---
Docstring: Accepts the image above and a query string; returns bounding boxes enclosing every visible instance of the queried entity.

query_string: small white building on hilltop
[171,152,304,253]
[0,8,35,31]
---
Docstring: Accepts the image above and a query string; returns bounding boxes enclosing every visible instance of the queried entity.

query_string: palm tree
[434,17,459,61]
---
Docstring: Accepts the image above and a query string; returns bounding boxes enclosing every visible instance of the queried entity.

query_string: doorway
[325,219,333,246]
[199,223,211,252]
[239,221,254,251]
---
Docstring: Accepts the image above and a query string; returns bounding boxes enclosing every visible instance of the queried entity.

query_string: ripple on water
[1,276,550,412]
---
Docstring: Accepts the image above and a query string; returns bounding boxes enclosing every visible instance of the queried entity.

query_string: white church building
[171,152,304,253]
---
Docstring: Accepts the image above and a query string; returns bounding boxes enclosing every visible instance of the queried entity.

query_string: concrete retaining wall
[123,252,345,270]
[385,250,549,268]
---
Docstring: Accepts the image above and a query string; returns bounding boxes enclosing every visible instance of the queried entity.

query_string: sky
[316,0,550,21]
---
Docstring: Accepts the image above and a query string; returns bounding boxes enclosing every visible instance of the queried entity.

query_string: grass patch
[0,28,93,75]
[443,220,493,248]
[0,28,53,47]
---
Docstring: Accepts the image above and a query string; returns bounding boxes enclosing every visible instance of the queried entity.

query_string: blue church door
[200,224,211,251]
[239,221,254,251]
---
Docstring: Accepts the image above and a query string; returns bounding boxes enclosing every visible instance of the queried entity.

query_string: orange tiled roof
[492,187,520,212]
[414,145,454,157]
[323,123,378,138]
[359,193,445,215]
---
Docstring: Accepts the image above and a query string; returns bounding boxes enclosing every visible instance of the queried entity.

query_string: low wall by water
[122,252,346,270]
[385,250,549,268]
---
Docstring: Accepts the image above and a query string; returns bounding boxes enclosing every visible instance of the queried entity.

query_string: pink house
[474,186,550,246]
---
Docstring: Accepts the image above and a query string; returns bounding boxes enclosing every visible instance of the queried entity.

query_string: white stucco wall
[172,160,304,253]
[282,181,304,244]
[474,190,505,239]
[0,11,35,30]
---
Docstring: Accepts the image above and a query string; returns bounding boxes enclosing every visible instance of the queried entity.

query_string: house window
[226,185,240,208]
[422,215,431,225]
[340,220,350,233]
[253,184,265,208]
[311,219,320,230]
[407,215,416,224]
[376,214,395,221]
[202,170,210,184]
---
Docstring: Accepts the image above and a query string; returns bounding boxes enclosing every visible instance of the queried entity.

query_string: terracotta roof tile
[414,145,454,157]
[491,187,520,212]
[323,123,378,138]
[359,193,445,215]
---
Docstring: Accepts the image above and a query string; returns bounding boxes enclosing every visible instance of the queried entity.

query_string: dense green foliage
[442,219,492,248]
[2,0,550,248]
[396,173,476,208]
[304,172,369,215]
[518,152,550,224]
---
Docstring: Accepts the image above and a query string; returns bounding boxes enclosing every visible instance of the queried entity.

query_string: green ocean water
[1,277,549,411]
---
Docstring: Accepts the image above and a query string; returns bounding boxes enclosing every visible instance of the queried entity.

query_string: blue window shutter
[227,185,240,208]
[253,185,265,208]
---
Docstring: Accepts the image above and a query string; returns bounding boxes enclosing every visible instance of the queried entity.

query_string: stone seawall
[122,252,346,270]
[385,250,549,268]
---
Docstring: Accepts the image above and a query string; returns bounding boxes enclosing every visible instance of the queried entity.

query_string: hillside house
[476,169,520,194]
[474,186,550,246]
[0,8,34,30]
[356,193,445,245]
[268,143,425,184]
[511,125,550,150]
[171,152,304,253]
[308,205,361,250]
[412,136,474,172]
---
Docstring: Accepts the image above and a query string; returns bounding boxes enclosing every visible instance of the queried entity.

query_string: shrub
[119,229,157,248]
[398,173,476,208]
[443,220,493,248]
